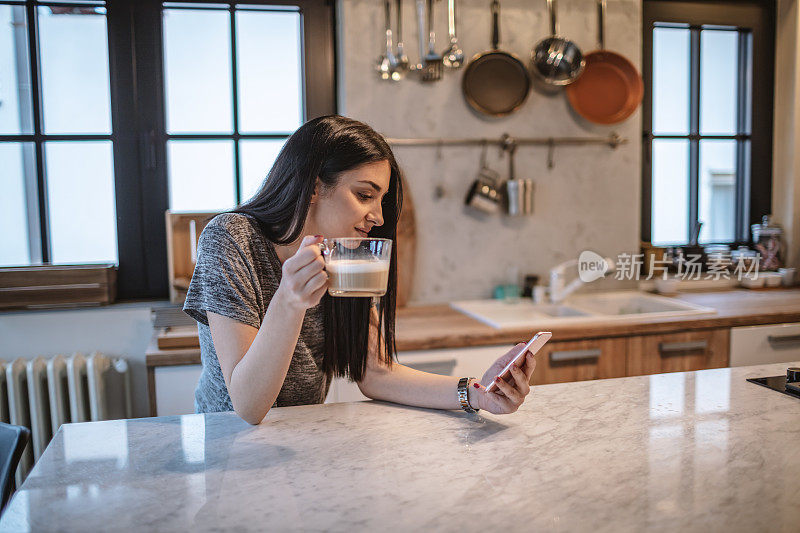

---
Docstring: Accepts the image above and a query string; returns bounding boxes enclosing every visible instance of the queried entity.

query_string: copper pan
[565,0,643,124]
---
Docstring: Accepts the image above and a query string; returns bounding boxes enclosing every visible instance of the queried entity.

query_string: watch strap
[458,377,479,413]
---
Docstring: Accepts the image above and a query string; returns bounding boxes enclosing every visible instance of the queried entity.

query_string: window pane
[236,9,302,133]
[239,139,285,202]
[0,5,34,135]
[45,141,118,264]
[163,8,233,133]
[168,140,235,211]
[652,139,689,245]
[701,29,738,135]
[653,27,690,135]
[0,143,33,266]
[38,7,112,135]
[698,140,736,243]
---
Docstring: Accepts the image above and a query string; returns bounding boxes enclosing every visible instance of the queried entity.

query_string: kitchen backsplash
[338,0,642,303]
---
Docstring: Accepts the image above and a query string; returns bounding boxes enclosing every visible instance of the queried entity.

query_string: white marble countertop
[2,362,799,532]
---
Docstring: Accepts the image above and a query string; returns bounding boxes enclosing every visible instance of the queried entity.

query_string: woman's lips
[355,228,369,237]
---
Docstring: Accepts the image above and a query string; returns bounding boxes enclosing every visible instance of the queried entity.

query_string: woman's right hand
[276,235,328,311]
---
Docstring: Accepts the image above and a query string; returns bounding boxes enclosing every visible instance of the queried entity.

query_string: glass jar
[751,215,785,271]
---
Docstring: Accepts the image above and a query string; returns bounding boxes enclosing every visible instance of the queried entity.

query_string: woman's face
[310,160,391,239]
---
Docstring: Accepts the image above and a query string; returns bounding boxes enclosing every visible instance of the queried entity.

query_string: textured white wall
[338,0,643,303]
[773,0,800,268]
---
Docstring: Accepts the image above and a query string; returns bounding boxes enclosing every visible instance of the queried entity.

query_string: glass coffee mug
[319,238,392,297]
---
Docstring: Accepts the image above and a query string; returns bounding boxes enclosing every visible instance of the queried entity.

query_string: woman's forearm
[228,288,306,423]
[357,362,469,410]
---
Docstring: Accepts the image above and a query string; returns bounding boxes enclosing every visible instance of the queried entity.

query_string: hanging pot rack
[384,132,627,169]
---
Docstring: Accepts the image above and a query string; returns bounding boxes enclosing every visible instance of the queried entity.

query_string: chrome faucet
[548,256,616,304]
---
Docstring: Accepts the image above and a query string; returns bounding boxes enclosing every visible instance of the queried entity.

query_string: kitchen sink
[566,291,713,317]
[451,291,716,329]
[536,304,591,317]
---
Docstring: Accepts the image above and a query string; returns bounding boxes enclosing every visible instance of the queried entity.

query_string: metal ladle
[441,0,464,68]
[394,0,411,77]
[377,0,400,81]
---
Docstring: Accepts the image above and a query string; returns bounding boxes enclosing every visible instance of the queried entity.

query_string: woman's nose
[367,205,384,227]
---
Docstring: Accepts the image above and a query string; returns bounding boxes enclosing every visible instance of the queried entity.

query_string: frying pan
[462,0,531,117]
[565,0,643,124]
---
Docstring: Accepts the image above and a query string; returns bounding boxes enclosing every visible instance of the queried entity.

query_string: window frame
[641,0,774,247]
[1,0,336,301]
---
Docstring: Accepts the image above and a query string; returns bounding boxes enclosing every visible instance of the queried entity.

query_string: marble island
[2,362,799,532]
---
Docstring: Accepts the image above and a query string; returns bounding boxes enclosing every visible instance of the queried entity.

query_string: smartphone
[484,331,552,393]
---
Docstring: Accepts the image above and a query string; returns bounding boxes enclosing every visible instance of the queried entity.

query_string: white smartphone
[484,331,552,393]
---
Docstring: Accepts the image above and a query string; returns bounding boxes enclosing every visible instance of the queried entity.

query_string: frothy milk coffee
[326,259,389,297]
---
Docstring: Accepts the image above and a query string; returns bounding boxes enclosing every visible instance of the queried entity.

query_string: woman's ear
[310,180,319,205]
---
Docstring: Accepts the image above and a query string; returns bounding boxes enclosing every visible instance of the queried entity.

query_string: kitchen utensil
[377,0,398,80]
[503,142,534,216]
[762,272,783,288]
[417,0,443,82]
[752,214,785,271]
[565,0,643,124]
[740,274,766,289]
[778,267,796,287]
[531,0,585,90]
[462,0,531,116]
[441,0,464,68]
[394,0,411,77]
[465,142,502,214]
[654,276,680,296]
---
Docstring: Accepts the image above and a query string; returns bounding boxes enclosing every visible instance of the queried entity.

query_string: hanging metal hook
[479,139,489,169]
[547,138,555,170]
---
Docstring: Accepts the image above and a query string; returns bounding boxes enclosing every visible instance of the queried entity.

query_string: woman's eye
[358,192,373,201]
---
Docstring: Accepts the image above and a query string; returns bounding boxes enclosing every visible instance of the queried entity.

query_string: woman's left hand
[468,343,536,414]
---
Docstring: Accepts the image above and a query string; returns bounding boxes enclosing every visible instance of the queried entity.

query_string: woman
[183,115,537,424]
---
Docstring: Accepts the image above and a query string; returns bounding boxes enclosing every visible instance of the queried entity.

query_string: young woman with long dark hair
[183,115,537,424]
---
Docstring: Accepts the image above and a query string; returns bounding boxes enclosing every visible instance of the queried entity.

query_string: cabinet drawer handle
[550,349,601,363]
[767,334,800,348]
[658,340,708,355]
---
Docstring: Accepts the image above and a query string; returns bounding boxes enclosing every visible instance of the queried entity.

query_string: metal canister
[505,178,534,216]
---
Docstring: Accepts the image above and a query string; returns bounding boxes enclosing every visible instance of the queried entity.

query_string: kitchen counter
[395,288,800,350]
[3,362,799,532]
[147,289,800,363]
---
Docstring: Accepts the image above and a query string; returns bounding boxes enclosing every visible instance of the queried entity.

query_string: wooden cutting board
[396,175,416,308]
[157,326,200,350]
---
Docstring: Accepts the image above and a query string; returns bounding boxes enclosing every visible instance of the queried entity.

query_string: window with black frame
[162,2,305,211]
[0,1,117,267]
[642,0,774,248]
[0,0,335,300]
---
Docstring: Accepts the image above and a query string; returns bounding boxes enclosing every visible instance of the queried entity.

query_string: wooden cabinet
[626,328,729,376]
[533,338,627,385]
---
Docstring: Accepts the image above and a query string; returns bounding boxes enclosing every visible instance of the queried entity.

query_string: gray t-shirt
[183,213,331,413]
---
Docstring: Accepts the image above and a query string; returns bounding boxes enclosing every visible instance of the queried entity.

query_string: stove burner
[747,367,800,400]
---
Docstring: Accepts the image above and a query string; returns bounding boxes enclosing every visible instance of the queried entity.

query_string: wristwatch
[457,377,479,413]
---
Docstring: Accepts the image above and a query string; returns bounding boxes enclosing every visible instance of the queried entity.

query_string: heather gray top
[183,213,330,414]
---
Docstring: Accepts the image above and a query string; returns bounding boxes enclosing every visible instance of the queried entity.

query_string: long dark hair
[232,115,402,382]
